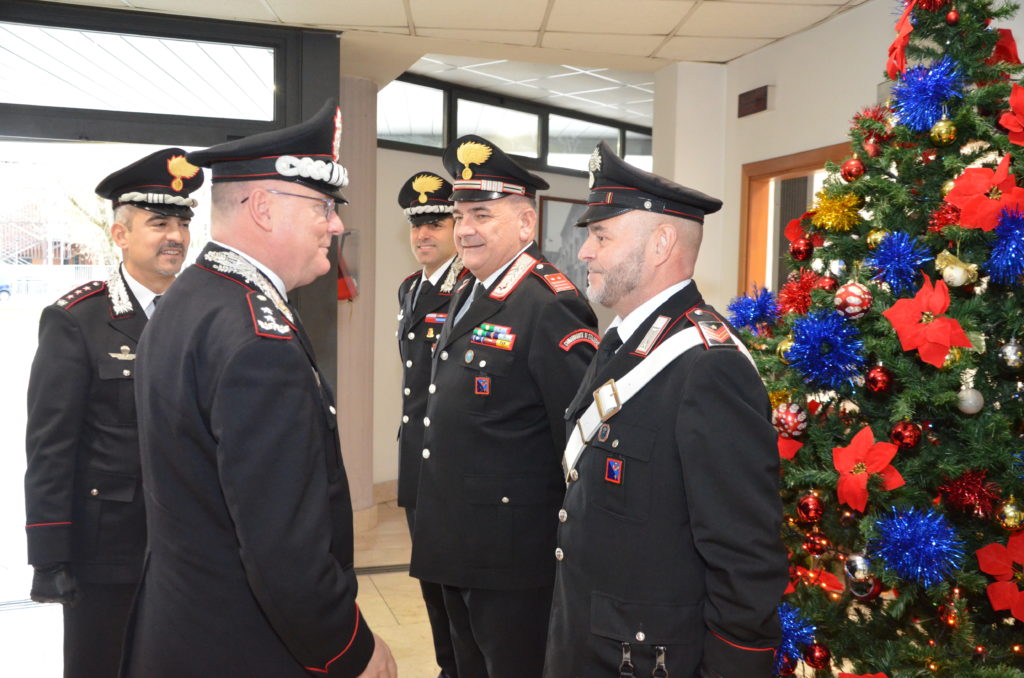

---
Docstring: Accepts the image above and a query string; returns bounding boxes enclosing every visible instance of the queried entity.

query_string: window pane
[0,22,274,121]
[456,100,538,158]
[377,80,445,147]
[548,115,618,171]
[625,131,653,172]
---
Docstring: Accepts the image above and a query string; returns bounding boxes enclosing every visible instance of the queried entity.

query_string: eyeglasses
[241,189,340,220]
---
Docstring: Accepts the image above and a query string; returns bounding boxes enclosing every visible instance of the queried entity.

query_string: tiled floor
[355,500,442,678]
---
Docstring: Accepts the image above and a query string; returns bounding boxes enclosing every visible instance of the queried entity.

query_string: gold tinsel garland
[811,191,862,232]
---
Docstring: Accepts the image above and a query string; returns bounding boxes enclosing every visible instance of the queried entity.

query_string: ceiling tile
[342,26,412,35]
[415,28,539,47]
[546,0,694,35]
[657,36,773,62]
[411,0,549,31]
[129,0,278,22]
[480,82,551,101]
[270,0,407,27]
[542,32,663,57]
[416,55,511,69]
[458,61,578,83]
[678,2,837,39]
[538,71,630,94]
[40,0,133,7]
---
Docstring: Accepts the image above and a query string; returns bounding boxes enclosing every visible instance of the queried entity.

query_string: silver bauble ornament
[957,387,984,414]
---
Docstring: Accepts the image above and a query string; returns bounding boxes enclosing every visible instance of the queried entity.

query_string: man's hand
[30,563,79,606]
[355,633,397,678]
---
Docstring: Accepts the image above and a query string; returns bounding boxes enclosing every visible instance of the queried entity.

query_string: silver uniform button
[404,387,411,396]
[423,417,431,427]
[569,469,579,482]
[428,384,437,394]
[440,351,449,361]
[407,332,415,340]
[479,360,487,368]
[122,369,131,377]
[90,488,99,496]
[329,405,337,415]
[406,360,413,368]
[422,449,430,459]
[558,509,568,522]
[635,631,646,642]
[612,440,619,448]
[554,547,564,561]
[501,496,510,504]
[402,415,409,423]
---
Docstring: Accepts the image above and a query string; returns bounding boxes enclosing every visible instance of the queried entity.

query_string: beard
[586,241,646,308]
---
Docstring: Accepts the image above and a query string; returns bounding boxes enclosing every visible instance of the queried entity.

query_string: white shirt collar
[119,263,160,319]
[609,279,692,345]
[211,240,288,300]
[479,243,532,290]
[422,255,457,287]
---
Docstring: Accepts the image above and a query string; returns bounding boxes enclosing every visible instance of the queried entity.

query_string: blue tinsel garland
[988,208,1024,285]
[1013,451,1024,481]
[787,309,865,390]
[773,603,816,675]
[863,231,933,296]
[891,56,964,132]
[728,286,779,334]
[869,506,965,589]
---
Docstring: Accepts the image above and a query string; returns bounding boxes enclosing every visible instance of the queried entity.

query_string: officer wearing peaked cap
[410,136,598,678]
[25,147,201,678]
[123,101,396,678]
[395,170,465,678]
[544,142,788,678]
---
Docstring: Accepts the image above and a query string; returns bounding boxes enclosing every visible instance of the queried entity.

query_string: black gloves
[30,563,79,606]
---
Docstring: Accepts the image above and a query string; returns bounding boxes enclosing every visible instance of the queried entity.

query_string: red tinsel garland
[778,269,820,315]
[938,469,1002,518]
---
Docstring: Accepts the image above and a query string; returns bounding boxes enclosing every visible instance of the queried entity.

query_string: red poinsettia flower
[988,28,1022,67]
[882,275,972,367]
[976,532,1024,622]
[784,565,844,595]
[784,211,824,247]
[944,153,1024,231]
[778,436,803,461]
[833,426,905,512]
[887,0,916,80]
[1000,85,1024,146]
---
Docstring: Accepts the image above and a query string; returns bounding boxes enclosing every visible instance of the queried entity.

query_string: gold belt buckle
[593,378,622,422]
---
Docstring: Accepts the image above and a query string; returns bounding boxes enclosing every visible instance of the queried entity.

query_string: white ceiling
[39,0,870,125]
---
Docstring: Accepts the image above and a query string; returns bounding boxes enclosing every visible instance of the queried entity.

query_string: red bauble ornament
[890,421,922,448]
[776,654,798,675]
[789,237,813,261]
[796,493,824,523]
[773,402,808,439]
[840,156,865,182]
[946,8,960,25]
[803,643,832,670]
[833,281,873,319]
[803,530,830,556]
[814,275,838,292]
[864,141,881,158]
[865,364,894,393]
[938,469,1002,518]
[921,148,938,164]
[849,576,883,601]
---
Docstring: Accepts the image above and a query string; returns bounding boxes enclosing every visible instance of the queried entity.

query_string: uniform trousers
[405,508,459,678]
[441,583,553,678]
[63,582,136,678]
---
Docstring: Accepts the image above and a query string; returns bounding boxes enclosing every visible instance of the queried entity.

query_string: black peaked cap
[187,100,349,202]
[443,134,549,202]
[577,141,722,226]
[95,147,204,218]
[398,171,455,225]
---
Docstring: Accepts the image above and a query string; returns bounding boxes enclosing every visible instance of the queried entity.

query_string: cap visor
[408,212,453,226]
[575,204,633,227]
[139,204,195,219]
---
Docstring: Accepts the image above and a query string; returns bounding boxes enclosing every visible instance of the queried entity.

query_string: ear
[245,188,275,233]
[110,220,130,249]
[649,222,677,266]
[518,203,537,244]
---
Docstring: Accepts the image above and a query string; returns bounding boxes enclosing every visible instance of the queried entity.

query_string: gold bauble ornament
[996,495,1023,530]
[768,389,793,410]
[941,179,956,197]
[930,117,958,146]
[943,346,963,369]
[777,337,795,365]
[866,228,890,248]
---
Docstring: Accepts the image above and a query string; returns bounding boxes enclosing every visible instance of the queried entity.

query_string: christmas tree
[728,1,1024,675]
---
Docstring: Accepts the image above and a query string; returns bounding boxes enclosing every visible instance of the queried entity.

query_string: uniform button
[635,631,646,642]
[122,369,131,377]
[329,405,337,415]
[90,488,99,496]
[407,332,415,340]
[440,351,449,361]
[501,496,510,504]
[402,415,409,423]
[404,387,411,395]
[558,509,568,522]
[554,547,564,561]
[406,360,413,368]
[423,417,431,427]
[612,439,619,448]
[478,360,487,368]
[569,469,579,482]
[428,384,437,394]
[422,449,430,459]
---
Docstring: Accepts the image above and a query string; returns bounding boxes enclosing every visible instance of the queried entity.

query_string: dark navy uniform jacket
[25,270,148,584]
[410,243,599,591]
[122,243,374,677]
[396,257,468,508]
[544,282,787,678]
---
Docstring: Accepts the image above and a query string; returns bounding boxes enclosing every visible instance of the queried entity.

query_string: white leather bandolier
[562,323,756,480]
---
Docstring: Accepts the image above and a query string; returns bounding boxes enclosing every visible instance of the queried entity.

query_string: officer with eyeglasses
[122,101,397,678]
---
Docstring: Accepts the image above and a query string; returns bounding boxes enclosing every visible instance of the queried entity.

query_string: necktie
[413,279,434,309]
[453,281,482,324]
[152,295,161,307]
[592,327,622,375]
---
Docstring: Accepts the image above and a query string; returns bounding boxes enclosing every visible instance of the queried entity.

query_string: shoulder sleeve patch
[559,328,599,351]
[539,272,578,294]
[246,291,294,340]
[55,281,106,309]
[684,307,738,350]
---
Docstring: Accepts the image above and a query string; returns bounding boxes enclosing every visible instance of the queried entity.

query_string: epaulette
[489,251,538,300]
[438,258,468,295]
[246,291,294,340]
[54,281,106,310]
[401,271,419,283]
[684,306,738,350]
[531,260,578,295]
